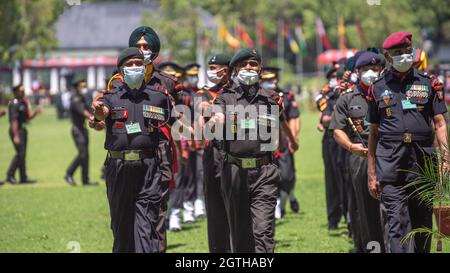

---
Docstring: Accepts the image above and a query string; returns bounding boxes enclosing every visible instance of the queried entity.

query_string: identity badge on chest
[125,122,142,134]
[240,119,256,129]
[401,100,417,110]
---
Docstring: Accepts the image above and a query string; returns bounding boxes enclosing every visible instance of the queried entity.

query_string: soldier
[195,53,232,252]
[260,67,301,219]
[208,48,298,253]
[65,77,98,186]
[367,32,448,253]
[6,84,41,184]
[315,66,344,231]
[182,63,206,220]
[90,26,179,253]
[330,52,385,253]
[92,47,178,253]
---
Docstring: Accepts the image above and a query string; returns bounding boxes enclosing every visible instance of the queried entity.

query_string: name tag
[240,119,256,129]
[125,122,142,134]
[401,100,417,110]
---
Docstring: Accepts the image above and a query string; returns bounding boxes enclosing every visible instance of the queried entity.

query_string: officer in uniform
[65,77,98,186]
[260,67,301,219]
[92,47,177,253]
[367,32,448,253]
[330,52,385,253]
[182,63,206,220]
[195,53,232,252]
[315,67,344,231]
[209,48,299,253]
[6,84,41,184]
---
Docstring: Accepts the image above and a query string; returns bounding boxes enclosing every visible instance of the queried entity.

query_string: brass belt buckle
[403,133,412,143]
[241,158,257,169]
[125,150,141,161]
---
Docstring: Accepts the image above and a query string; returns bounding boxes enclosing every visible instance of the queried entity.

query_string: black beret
[261,67,280,80]
[355,51,381,69]
[117,47,144,69]
[128,26,160,53]
[326,67,337,79]
[208,53,232,66]
[336,66,346,79]
[72,75,86,87]
[229,48,262,68]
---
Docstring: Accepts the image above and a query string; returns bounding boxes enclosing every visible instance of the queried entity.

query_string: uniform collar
[386,68,417,83]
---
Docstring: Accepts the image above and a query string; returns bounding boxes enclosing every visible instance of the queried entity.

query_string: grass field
[0,106,448,253]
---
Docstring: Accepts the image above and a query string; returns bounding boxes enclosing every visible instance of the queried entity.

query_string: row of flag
[216,16,368,56]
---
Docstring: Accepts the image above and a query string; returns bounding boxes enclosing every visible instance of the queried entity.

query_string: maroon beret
[382,32,412,49]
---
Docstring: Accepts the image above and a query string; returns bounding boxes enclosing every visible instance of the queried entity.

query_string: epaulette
[417,71,431,79]
[196,89,205,95]
[107,73,123,92]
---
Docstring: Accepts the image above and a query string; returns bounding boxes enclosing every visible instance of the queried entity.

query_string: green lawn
[0,106,448,253]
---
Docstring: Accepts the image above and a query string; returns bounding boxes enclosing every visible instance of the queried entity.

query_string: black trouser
[169,152,188,210]
[157,140,172,252]
[7,127,28,180]
[322,132,342,228]
[277,148,296,193]
[184,150,204,204]
[348,153,384,253]
[221,159,279,253]
[104,156,162,253]
[380,182,432,253]
[66,126,89,183]
[203,144,230,253]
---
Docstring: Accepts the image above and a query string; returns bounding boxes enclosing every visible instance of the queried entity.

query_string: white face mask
[391,53,413,73]
[187,76,199,85]
[207,69,224,84]
[236,69,259,86]
[142,50,152,65]
[123,66,145,90]
[81,87,88,94]
[360,69,379,86]
[261,81,276,90]
[350,73,358,83]
[329,78,338,88]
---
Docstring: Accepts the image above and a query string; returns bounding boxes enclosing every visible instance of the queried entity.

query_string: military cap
[355,51,381,69]
[158,62,185,78]
[261,67,280,80]
[326,66,337,79]
[185,63,200,76]
[229,48,262,68]
[72,74,86,87]
[13,84,25,93]
[382,32,412,50]
[336,66,346,79]
[208,53,232,66]
[128,26,160,54]
[117,47,144,69]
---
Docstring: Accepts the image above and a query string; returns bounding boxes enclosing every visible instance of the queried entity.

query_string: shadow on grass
[167,243,187,251]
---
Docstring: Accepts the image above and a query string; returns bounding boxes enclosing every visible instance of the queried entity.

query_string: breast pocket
[142,104,167,134]
[406,86,430,106]
[110,107,128,135]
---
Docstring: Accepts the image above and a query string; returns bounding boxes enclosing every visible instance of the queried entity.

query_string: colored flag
[218,20,240,49]
[236,23,255,47]
[294,21,308,55]
[338,17,346,50]
[282,22,300,55]
[355,18,369,49]
[316,17,333,50]
[256,20,276,49]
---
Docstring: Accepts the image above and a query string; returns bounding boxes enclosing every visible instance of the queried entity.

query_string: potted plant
[401,145,450,252]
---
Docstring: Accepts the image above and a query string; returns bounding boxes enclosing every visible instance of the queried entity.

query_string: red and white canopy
[316,49,358,65]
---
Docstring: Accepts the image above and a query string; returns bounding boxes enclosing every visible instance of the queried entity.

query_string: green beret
[229,48,262,68]
[117,47,144,69]
[208,53,232,66]
[128,26,160,54]
[326,67,337,79]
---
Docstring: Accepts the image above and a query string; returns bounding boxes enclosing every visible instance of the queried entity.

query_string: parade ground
[0,107,447,253]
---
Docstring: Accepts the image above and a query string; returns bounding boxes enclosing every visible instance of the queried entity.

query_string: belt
[226,154,273,169]
[108,149,156,161]
[379,132,432,143]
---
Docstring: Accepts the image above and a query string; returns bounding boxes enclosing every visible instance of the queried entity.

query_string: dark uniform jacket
[70,93,91,128]
[367,68,448,182]
[215,83,284,158]
[330,85,371,144]
[8,99,29,128]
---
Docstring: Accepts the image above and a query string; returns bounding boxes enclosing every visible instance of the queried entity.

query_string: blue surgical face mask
[123,66,145,90]
[261,81,276,90]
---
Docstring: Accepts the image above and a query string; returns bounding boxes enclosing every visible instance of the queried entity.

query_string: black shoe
[64,175,76,186]
[0,180,4,186]
[6,177,19,185]
[83,181,99,186]
[20,178,37,184]
[281,209,285,218]
[290,199,300,213]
